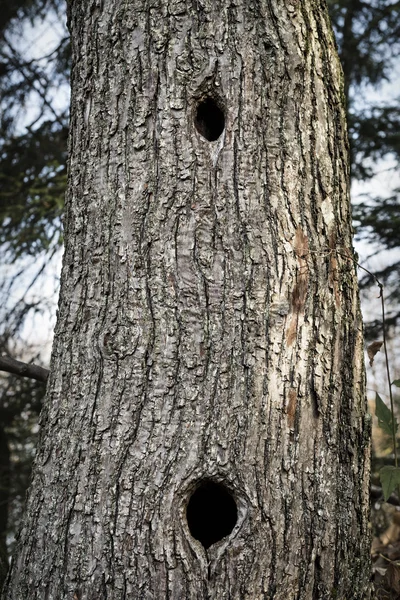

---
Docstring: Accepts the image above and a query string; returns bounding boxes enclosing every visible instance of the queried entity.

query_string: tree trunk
[2,0,371,598]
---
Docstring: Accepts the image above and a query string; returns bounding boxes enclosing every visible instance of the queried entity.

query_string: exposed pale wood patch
[286,228,309,346]
[287,388,297,429]
[329,233,341,307]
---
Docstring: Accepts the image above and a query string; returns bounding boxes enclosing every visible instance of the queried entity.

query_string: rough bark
[3,0,371,598]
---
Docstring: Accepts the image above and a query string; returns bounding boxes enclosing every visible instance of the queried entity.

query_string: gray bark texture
[2,0,371,598]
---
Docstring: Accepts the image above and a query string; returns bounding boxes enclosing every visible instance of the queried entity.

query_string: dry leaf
[380,522,400,546]
[367,340,383,366]
[373,566,388,577]
[385,561,400,594]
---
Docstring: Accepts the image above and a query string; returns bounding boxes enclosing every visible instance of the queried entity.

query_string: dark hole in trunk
[186,480,237,549]
[194,98,225,141]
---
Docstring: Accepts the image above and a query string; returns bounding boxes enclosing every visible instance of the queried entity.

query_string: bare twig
[0,355,49,383]
[338,251,398,468]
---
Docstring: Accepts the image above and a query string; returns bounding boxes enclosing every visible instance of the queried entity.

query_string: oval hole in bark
[186,481,237,549]
[194,98,225,141]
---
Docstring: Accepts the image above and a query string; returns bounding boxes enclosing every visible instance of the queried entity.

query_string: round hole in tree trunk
[194,98,225,141]
[186,480,237,549]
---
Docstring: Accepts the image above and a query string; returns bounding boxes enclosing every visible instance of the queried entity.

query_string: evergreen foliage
[0,0,68,580]
[328,0,400,329]
[0,0,68,266]
[0,370,44,589]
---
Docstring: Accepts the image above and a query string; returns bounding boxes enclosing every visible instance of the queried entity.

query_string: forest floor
[372,501,400,599]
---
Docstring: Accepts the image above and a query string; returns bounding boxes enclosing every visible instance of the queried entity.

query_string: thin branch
[0,355,49,383]
[380,286,397,466]
[336,248,398,468]
[3,36,66,129]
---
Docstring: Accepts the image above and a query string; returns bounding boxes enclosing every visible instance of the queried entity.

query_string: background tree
[328,0,400,332]
[0,0,68,584]
[0,374,44,577]
[0,0,68,341]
